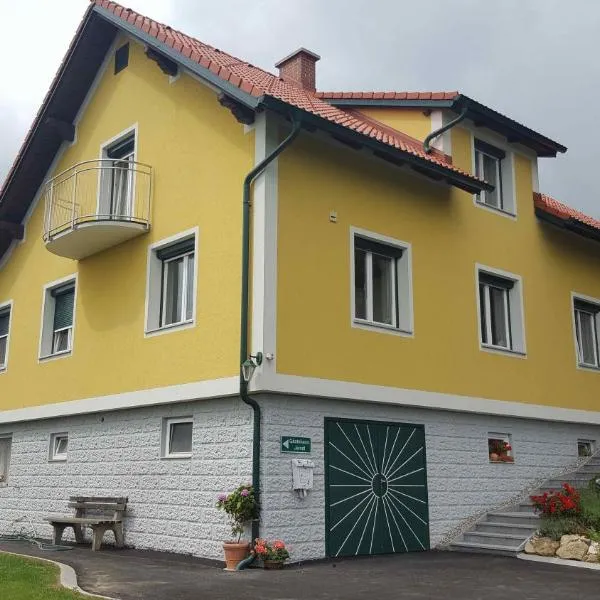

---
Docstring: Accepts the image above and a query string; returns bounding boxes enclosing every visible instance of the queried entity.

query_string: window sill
[474,199,516,220]
[161,453,192,460]
[145,320,195,338]
[39,350,72,363]
[481,344,526,359]
[352,319,413,338]
[0,366,6,375]
[577,363,600,373]
[489,459,515,465]
[48,458,67,463]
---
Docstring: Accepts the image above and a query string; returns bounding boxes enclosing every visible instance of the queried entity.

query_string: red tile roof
[534,192,600,232]
[91,1,479,183]
[317,91,459,101]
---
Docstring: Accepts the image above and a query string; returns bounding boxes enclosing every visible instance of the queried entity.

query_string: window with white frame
[573,298,600,369]
[146,232,197,333]
[474,139,509,212]
[162,418,193,458]
[49,433,68,462]
[40,280,76,358]
[0,304,11,370]
[0,435,12,484]
[101,132,135,219]
[478,269,525,354]
[578,439,595,458]
[353,233,412,332]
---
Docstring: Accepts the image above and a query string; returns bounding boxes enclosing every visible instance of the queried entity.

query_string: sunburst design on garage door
[325,419,429,557]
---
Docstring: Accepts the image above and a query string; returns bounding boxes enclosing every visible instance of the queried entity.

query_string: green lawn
[0,552,99,599]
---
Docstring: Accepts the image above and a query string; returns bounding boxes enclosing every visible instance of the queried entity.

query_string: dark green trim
[424,106,467,154]
[474,138,506,160]
[259,96,490,194]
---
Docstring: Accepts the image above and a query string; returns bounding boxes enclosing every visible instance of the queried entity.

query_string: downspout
[237,116,302,568]
[423,105,468,154]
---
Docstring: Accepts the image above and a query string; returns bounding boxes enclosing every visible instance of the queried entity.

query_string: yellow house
[0,0,599,562]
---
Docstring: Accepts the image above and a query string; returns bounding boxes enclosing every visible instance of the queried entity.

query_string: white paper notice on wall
[291,458,314,497]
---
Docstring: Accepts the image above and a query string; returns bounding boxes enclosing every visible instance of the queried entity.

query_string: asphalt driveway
[1,541,597,600]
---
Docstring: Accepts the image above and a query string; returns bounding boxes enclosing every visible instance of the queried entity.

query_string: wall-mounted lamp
[241,352,263,383]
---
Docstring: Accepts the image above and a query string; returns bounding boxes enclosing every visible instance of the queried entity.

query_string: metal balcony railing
[43,159,152,242]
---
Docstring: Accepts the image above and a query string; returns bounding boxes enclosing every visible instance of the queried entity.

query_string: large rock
[584,553,599,563]
[526,537,560,556]
[560,534,588,546]
[556,540,589,561]
[589,541,600,556]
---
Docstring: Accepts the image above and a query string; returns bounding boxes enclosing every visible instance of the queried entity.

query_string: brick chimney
[275,48,321,92]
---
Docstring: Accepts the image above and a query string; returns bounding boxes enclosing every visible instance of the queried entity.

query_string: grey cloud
[2,0,599,216]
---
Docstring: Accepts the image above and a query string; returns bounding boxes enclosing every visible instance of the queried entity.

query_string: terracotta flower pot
[490,453,499,461]
[223,542,250,571]
[263,560,284,569]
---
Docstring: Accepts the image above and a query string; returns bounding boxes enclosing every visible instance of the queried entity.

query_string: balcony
[42,159,152,260]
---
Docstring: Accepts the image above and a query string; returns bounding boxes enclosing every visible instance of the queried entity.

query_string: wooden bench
[46,496,128,551]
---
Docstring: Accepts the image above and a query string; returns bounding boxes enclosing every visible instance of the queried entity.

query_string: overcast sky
[1,1,598,215]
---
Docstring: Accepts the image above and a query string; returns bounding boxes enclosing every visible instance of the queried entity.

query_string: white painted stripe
[0,376,239,424]
[260,373,600,425]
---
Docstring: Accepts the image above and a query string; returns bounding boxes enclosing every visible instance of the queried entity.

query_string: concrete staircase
[449,454,600,556]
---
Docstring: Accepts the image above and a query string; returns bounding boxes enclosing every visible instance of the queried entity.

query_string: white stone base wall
[256,394,600,562]
[0,398,253,560]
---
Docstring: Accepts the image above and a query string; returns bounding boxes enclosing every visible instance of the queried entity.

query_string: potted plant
[253,538,290,569]
[216,484,258,570]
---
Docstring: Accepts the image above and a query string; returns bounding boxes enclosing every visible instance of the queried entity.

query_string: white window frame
[350,227,413,337]
[38,274,78,362]
[469,130,518,218]
[488,432,514,463]
[572,292,600,372]
[49,433,69,462]
[0,434,12,485]
[162,417,193,459]
[578,439,595,458]
[160,251,195,329]
[476,264,526,357]
[98,124,138,219]
[0,300,13,373]
[145,228,199,337]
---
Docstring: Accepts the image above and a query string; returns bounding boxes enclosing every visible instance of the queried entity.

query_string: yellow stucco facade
[0,38,252,410]
[276,121,600,412]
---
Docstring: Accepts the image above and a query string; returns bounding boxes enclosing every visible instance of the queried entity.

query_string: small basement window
[488,433,514,463]
[162,418,193,458]
[0,435,12,484]
[49,433,68,462]
[578,439,595,458]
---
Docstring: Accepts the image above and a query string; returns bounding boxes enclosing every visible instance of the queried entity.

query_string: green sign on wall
[280,436,311,454]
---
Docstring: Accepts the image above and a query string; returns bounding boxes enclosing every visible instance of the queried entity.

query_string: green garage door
[325,418,429,558]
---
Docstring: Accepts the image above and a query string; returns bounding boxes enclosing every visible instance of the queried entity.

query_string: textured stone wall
[257,394,600,561]
[0,398,253,560]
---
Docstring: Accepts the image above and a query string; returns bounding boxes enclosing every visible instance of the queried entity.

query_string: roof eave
[321,95,566,157]
[535,207,600,243]
[92,5,260,112]
[259,95,490,195]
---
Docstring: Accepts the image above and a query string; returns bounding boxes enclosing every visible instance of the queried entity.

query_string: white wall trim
[0,376,239,425]
[37,273,78,362]
[250,112,280,388]
[0,299,14,374]
[144,226,199,337]
[475,262,527,356]
[258,373,600,425]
